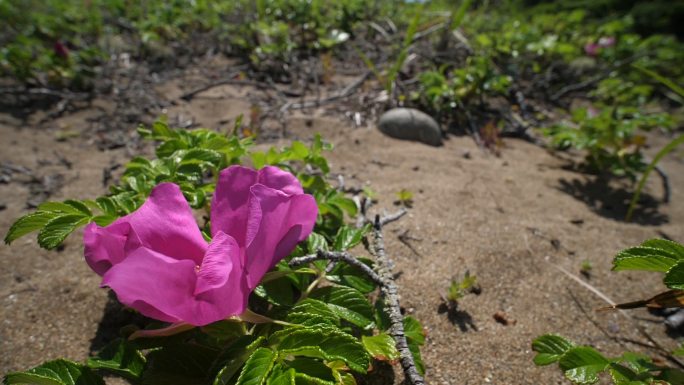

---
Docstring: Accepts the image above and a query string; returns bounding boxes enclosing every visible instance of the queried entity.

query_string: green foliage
[543,106,672,180]
[3,120,425,385]
[533,334,684,385]
[446,270,479,302]
[3,359,105,385]
[535,239,684,384]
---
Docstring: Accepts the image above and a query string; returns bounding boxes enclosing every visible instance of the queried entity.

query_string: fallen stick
[371,215,426,385]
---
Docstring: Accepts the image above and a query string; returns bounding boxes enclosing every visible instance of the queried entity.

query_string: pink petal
[195,231,239,296]
[258,166,304,195]
[84,222,130,276]
[243,184,318,289]
[84,183,207,276]
[101,248,196,324]
[102,238,248,326]
[211,166,305,241]
[211,166,258,243]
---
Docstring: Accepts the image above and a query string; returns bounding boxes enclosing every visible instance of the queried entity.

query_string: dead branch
[289,250,384,286]
[371,216,426,385]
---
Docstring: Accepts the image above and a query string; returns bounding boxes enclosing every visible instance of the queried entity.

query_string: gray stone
[377,108,443,146]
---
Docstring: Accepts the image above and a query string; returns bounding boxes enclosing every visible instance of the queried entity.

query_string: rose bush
[83,165,318,326]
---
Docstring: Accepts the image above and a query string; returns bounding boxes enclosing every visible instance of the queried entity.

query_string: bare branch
[289,250,383,286]
[371,216,426,385]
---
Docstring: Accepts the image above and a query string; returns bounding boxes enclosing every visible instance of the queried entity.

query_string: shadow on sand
[556,175,668,226]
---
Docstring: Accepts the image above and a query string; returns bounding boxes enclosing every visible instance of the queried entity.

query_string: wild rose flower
[83,165,317,326]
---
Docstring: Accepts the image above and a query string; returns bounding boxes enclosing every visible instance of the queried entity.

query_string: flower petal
[211,166,305,241]
[194,231,239,296]
[258,166,304,195]
[243,184,318,289]
[102,240,247,326]
[84,183,207,276]
[210,166,258,243]
[101,247,196,324]
[84,221,130,276]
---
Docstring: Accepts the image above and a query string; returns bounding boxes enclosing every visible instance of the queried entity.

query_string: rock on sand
[377,108,443,146]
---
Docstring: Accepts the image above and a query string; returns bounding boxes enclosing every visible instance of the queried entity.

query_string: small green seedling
[445,270,481,304]
[395,189,414,207]
[579,259,592,278]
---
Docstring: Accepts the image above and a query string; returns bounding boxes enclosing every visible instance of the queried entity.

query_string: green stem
[626,134,684,221]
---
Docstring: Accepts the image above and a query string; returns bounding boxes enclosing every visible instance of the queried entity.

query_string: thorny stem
[371,215,426,385]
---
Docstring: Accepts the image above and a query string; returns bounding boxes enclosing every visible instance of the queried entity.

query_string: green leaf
[309,286,375,329]
[201,320,246,342]
[333,225,369,251]
[362,333,399,362]
[285,358,335,383]
[612,246,681,272]
[254,276,295,307]
[327,196,358,218]
[87,339,145,380]
[665,262,684,289]
[558,347,610,384]
[327,257,376,294]
[37,214,91,249]
[142,343,218,385]
[266,365,295,385]
[273,326,370,373]
[403,316,426,345]
[641,239,684,258]
[532,334,575,366]
[407,340,425,376]
[285,299,341,327]
[4,359,105,385]
[235,348,277,385]
[307,232,329,253]
[212,336,264,385]
[4,211,55,244]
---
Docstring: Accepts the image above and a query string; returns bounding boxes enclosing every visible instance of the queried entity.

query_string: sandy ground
[1,66,683,384]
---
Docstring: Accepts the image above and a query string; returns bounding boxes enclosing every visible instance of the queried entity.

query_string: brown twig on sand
[370,215,426,385]
[289,250,383,286]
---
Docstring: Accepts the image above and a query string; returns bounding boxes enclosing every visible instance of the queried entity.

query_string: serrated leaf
[559,347,610,385]
[142,343,218,385]
[403,316,426,345]
[613,246,681,272]
[235,348,276,385]
[95,197,118,216]
[4,211,55,244]
[274,326,370,373]
[665,263,684,290]
[86,339,145,380]
[286,357,335,384]
[37,214,90,249]
[327,196,357,218]
[362,333,399,361]
[201,320,246,341]
[286,299,340,326]
[309,286,375,329]
[211,336,264,385]
[254,276,295,307]
[333,225,369,251]
[307,232,329,253]
[37,201,82,214]
[63,200,92,216]
[407,341,425,376]
[4,359,105,385]
[266,365,295,385]
[641,239,684,258]
[327,257,376,294]
[532,334,575,366]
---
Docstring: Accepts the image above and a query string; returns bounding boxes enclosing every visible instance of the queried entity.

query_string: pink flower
[84,165,318,326]
[584,42,600,56]
[598,36,615,48]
